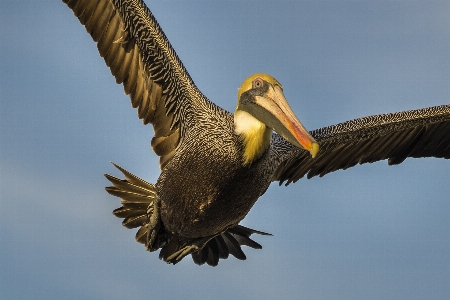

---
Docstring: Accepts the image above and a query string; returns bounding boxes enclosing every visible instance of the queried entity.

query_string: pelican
[62,0,450,266]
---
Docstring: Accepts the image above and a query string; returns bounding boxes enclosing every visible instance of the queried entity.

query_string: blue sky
[1,1,449,299]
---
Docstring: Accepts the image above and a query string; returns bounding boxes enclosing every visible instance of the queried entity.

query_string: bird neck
[234,110,272,165]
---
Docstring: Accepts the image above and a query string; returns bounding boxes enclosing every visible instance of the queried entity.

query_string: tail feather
[228,225,271,237]
[110,162,155,190]
[191,225,272,266]
[215,235,229,259]
[121,214,148,229]
[106,188,155,204]
[135,224,150,244]
[105,172,156,195]
[206,238,220,266]
[112,205,148,217]
[158,238,181,261]
[223,231,246,260]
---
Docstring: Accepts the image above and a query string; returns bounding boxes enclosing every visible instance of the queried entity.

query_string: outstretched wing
[63,0,209,168]
[273,105,450,185]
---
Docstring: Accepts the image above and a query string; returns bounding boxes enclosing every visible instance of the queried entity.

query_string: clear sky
[1,1,449,299]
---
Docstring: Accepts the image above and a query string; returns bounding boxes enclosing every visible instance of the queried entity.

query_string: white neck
[234,110,272,165]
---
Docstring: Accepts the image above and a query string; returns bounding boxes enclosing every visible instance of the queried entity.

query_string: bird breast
[156,117,272,239]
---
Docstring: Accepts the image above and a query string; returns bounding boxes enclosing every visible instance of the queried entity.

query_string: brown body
[157,111,272,238]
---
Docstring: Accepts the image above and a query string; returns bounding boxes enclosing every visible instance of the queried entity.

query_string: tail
[189,225,272,266]
[105,163,272,266]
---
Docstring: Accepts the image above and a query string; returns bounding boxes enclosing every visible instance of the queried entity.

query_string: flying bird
[62,0,450,266]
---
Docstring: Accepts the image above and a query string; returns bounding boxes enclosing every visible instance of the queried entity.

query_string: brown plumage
[62,0,450,266]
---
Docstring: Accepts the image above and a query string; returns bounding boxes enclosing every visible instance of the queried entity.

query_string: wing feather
[63,0,210,168]
[273,105,450,185]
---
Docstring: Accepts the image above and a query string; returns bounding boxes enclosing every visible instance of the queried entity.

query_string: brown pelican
[62,0,450,266]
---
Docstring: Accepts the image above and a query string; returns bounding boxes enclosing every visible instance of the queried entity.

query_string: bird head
[235,73,319,159]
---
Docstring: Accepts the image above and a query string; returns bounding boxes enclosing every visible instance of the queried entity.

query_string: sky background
[1,1,449,299]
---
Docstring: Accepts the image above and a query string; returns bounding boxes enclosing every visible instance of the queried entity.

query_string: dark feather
[274,105,450,185]
[223,232,246,260]
[206,240,220,267]
[62,0,214,169]
[215,235,229,259]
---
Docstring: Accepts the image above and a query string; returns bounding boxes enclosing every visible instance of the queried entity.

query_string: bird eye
[252,78,264,89]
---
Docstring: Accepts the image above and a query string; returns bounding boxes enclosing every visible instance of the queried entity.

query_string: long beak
[252,85,319,158]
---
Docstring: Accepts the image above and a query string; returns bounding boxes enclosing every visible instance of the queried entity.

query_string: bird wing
[272,104,450,185]
[63,0,209,168]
